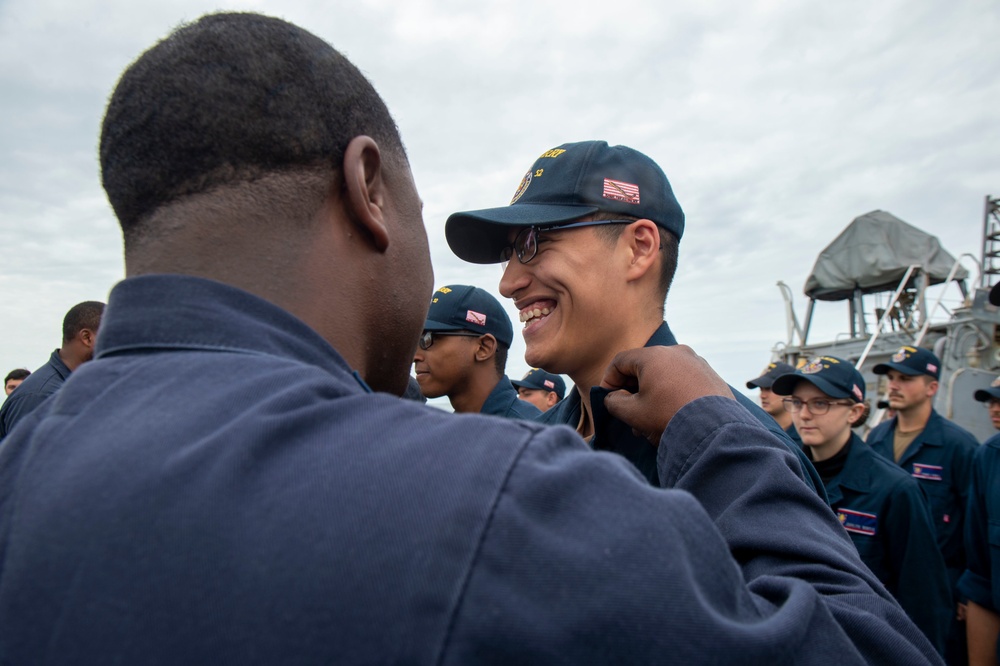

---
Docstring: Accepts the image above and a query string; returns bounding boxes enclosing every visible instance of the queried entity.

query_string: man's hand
[600,345,734,446]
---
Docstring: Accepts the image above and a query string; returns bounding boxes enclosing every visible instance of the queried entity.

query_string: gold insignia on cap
[510,170,532,204]
[801,358,825,375]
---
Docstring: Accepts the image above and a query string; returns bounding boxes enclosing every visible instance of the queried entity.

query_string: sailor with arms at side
[866,345,978,663]
[772,356,952,655]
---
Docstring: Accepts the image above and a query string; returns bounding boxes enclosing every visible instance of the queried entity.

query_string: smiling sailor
[444,140,825,497]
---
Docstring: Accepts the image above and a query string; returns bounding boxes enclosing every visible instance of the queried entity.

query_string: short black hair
[493,343,508,377]
[62,301,105,342]
[592,212,679,306]
[4,369,30,384]
[100,12,405,240]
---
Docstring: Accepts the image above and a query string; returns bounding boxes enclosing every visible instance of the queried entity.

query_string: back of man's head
[62,301,105,343]
[100,12,405,249]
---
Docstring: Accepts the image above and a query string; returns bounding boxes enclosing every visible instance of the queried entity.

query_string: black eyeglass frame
[500,219,636,265]
[418,330,482,351]
[782,397,856,415]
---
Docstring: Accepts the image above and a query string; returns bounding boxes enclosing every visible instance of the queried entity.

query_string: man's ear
[342,135,389,252]
[624,219,660,282]
[79,329,97,349]
[474,335,497,362]
[926,379,940,398]
[545,391,559,408]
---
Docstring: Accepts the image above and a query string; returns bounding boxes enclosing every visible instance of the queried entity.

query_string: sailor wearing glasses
[772,356,952,656]
[413,284,541,419]
[444,140,825,498]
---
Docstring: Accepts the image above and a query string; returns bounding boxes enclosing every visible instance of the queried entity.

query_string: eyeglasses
[500,219,634,265]
[782,397,855,414]
[418,330,481,350]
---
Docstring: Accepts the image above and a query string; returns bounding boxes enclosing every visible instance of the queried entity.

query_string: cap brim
[771,373,857,401]
[872,362,923,376]
[975,387,1000,402]
[745,376,773,390]
[445,203,598,264]
[422,318,468,333]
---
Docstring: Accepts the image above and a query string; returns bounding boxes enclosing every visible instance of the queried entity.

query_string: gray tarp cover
[804,210,967,301]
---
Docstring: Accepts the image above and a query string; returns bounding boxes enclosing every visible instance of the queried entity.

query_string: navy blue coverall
[822,434,953,654]
[538,322,827,499]
[0,276,938,664]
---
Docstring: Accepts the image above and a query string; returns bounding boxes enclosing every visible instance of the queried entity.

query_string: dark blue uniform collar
[644,321,678,347]
[594,321,675,466]
[46,349,72,381]
[537,321,676,428]
[97,275,370,393]
[480,375,541,419]
[538,322,677,485]
[874,410,945,467]
[892,409,944,444]
[822,434,876,502]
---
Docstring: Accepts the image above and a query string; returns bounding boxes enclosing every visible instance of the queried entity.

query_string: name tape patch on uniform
[838,508,877,536]
[466,310,487,326]
[911,463,943,481]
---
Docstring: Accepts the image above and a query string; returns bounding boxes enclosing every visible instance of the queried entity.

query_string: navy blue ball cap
[445,141,685,264]
[746,361,796,389]
[771,356,866,403]
[974,376,1000,402]
[511,368,566,400]
[872,346,940,380]
[423,284,513,348]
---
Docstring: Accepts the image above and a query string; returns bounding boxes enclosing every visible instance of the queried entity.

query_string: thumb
[603,389,658,446]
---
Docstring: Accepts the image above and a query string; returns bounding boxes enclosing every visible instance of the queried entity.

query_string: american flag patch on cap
[603,178,640,204]
[466,310,486,326]
[544,380,555,389]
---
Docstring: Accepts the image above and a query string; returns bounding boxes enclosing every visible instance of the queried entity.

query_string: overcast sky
[2,0,998,403]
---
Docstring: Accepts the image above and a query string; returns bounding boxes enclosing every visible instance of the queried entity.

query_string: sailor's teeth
[533,308,542,318]
[541,308,550,315]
